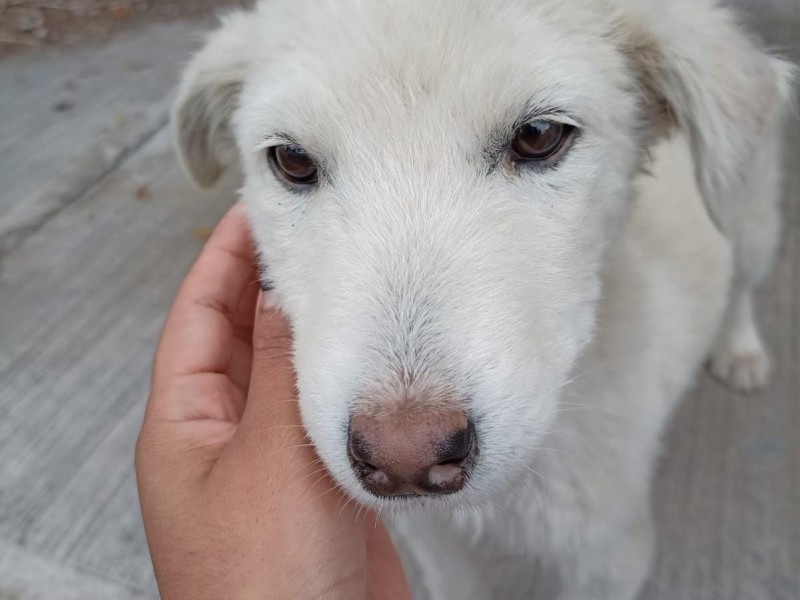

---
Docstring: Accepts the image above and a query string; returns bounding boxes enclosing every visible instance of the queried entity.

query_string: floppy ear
[618,0,794,233]
[172,12,254,188]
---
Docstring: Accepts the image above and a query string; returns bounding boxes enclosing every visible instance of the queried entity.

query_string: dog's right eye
[510,121,575,165]
[268,144,319,189]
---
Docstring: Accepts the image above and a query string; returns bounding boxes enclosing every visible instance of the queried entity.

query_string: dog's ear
[617,0,794,233]
[172,12,253,188]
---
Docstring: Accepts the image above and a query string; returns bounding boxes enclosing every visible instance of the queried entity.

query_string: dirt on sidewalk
[0,0,248,58]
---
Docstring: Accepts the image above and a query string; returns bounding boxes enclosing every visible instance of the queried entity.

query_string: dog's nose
[348,410,475,497]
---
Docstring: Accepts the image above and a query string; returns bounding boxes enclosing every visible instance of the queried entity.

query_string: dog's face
[174,0,790,509]
[237,2,641,509]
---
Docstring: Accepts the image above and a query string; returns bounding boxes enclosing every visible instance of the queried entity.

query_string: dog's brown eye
[511,121,574,163]
[268,144,318,187]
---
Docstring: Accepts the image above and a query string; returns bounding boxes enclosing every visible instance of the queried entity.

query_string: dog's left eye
[268,144,319,189]
[511,121,575,164]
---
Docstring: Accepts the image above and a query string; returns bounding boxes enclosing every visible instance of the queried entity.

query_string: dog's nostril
[354,460,378,477]
[348,434,373,466]
[435,420,475,466]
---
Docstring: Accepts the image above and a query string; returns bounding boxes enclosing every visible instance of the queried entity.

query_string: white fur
[172,1,793,598]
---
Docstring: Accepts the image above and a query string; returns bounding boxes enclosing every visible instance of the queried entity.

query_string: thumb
[214,295,378,598]
[237,294,298,446]
[218,295,411,600]
[219,293,351,510]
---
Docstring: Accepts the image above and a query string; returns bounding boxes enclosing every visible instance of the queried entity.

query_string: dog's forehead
[239,0,625,152]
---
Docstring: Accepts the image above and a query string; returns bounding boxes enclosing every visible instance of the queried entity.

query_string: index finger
[154,203,258,383]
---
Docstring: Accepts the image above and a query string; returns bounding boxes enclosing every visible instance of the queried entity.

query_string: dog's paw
[708,338,770,392]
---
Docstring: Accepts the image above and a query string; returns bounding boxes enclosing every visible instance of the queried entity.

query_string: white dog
[172,1,793,597]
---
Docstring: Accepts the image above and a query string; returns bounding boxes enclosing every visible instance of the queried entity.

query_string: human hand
[135,204,411,600]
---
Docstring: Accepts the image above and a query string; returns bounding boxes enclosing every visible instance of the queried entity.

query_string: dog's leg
[557,507,655,600]
[708,137,782,392]
[709,287,771,391]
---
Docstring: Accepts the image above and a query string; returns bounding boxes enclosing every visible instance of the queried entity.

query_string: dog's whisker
[336,495,356,521]
[299,465,329,483]
[307,473,333,493]
[286,442,316,450]
[310,484,342,504]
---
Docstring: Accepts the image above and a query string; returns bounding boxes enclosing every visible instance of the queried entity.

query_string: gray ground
[0,4,798,599]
